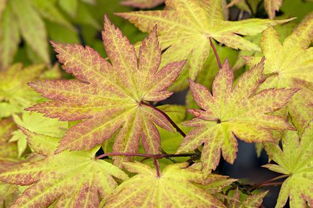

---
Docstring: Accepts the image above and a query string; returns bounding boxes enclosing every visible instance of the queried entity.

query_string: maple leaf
[121,0,164,8]
[104,162,225,208]
[0,145,128,208]
[263,122,313,208]
[177,60,297,172]
[248,12,313,89]
[0,64,44,118]
[28,17,185,162]
[117,0,291,86]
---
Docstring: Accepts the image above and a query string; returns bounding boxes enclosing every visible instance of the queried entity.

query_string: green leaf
[178,60,297,172]
[264,122,313,208]
[104,162,225,208]
[30,0,74,30]
[0,5,20,69]
[0,64,44,118]
[10,0,49,64]
[118,0,292,90]
[248,12,313,89]
[58,0,77,17]
[0,148,128,208]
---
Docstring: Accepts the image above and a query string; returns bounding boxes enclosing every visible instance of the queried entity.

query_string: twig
[96,152,196,160]
[209,38,222,69]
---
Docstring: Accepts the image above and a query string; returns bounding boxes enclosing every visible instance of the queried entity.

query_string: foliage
[0,0,312,207]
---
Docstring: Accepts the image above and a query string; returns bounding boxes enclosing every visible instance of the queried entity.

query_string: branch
[209,38,222,69]
[96,152,196,160]
[140,102,186,137]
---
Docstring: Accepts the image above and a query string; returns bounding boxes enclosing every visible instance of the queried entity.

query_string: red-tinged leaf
[104,162,225,208]
[0,148,128,208]
[178,60,298,173]
[118,0,292,89]
[28,17,185,165]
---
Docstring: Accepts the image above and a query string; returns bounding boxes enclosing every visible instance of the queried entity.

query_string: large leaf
[264,122,313,208]
[28,17,185,165]
[118,0,291,90]
[104,162,225,208]
[0,146,128,208]
[177,60,297,172]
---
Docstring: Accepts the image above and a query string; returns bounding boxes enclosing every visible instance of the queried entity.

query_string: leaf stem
[153,158,161,177]
[250,174,288,190]
[96,152,196,160]
[209,38,222,69]
[140,102,186,137]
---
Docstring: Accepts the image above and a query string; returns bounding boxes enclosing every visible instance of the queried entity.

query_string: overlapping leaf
[28,17,185,164]
[121,0,164,8]
[177,60,297,172]
[118,0,290,90]
[264,122,313,208]
[0,141,128,208]
[104,162,225,208]
[248,12,313,89]
[0,64,44,118]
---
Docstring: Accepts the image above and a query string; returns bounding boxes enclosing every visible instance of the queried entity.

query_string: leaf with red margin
[104,162,225,208]
[118,0,292,89]
[177,60,298,173]
[0,146,128,208]
[28,17,185,165]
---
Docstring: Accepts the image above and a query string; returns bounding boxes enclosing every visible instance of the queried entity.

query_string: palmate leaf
[248,12,313,90]
[0,64,44,118]
[121,0,164,8]
[28,17,185,164]
[104,162,225,208]
[0,142,128,208]
[118,0,290,89]
[264,122,313,208]
[177,60,297,173]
